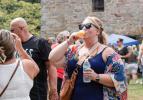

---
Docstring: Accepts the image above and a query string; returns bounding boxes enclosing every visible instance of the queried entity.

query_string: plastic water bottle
[83,59,91,83]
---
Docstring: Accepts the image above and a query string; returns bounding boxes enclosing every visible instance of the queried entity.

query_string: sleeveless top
[66,47,107,100]
[65,45,128,100]
[0,59,33,100]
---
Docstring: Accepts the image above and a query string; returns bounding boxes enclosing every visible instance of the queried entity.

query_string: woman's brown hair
[0,29,15,63]
[86,16,108,45]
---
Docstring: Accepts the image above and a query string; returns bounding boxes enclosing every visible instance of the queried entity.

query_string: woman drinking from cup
[49,16,127,100]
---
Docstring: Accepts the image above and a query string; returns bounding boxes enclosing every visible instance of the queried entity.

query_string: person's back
[0,29,39,100]
[0,59,33,100]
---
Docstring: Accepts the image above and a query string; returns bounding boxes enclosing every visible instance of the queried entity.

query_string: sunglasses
[78,23,99,30]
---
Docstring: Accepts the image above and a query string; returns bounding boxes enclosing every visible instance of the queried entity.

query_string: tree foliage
[18,0,40,3]
[0,0,41,36]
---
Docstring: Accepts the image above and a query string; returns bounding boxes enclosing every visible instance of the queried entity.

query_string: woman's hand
[49,89,59,100]
[83,68,98,81]
[67,32,79,45]
[68,30,85,45]
[11,33,23,51]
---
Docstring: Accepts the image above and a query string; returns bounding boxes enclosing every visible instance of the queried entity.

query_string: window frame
[92,0,104,12]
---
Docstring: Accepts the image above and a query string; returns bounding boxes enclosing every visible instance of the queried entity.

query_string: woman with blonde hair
[0,29,39,100]
[49,16,127,100]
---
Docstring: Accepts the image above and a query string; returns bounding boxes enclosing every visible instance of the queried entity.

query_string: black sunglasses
[78,23,99,30]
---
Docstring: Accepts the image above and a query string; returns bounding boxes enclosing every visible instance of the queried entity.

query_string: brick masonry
[41,0,143,38]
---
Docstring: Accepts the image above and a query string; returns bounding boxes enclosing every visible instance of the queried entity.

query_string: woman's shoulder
[100,45,115,54]
[101,45,118,60]
[22,59,34,65]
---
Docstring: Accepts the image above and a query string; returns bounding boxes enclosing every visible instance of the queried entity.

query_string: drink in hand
[75,30,85,38]
[83,59,91,83]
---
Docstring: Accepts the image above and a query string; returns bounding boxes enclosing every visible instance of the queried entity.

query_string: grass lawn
[128,79,143,100]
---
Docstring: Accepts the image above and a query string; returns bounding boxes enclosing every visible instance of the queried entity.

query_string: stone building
[41,0,143,39]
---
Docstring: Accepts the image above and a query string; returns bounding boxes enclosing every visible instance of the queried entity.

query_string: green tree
[17,0,40,3]
[0,0,41,36]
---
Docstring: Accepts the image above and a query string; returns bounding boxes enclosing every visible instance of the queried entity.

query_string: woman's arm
[12,33,35,61]
[100,47,117,87]
[102,47,127,91]
[96,74,114,87]
[49,31,82,67]
[49,41,68,61]
[12,33,39,79]
[84,47,126,89]
[84,69,114,87]
[49,41,69,68]
[22,59,39,79]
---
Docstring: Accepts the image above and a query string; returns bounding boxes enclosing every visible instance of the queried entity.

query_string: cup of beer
[75,30,85,38]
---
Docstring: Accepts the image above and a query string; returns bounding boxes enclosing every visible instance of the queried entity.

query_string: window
[92,0,104,12]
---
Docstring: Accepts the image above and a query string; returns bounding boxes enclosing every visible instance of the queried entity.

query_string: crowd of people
[0,16,143,100]
[1,18,58,100]
[114,38,143,84]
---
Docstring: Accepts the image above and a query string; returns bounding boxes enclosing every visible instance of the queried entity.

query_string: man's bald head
[10,17,31,42]
[10,17,28,28]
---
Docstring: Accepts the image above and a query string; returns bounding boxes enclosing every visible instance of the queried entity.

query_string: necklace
[87,42,100,55]
[78,42,100,61]
[77,43,100,65]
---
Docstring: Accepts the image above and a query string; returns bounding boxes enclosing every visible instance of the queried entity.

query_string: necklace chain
[78,42,100,59]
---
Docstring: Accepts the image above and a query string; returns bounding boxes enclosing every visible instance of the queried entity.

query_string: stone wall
[41,0,143,38]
